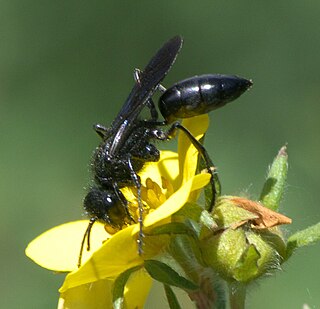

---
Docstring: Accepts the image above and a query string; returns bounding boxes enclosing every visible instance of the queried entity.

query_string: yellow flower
[26,115,211,308]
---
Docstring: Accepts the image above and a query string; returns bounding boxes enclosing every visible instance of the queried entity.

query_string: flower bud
[200,196,291,283]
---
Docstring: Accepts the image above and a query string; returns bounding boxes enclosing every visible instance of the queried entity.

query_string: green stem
[188,273,226,309]
[229,283,246,309]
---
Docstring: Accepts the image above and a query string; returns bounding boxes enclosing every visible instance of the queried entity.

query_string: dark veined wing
[109,35,183,155]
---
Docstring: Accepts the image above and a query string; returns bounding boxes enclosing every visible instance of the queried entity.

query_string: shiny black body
[85,36,183,219]
[159,74,251,123]
[79,36,252,266]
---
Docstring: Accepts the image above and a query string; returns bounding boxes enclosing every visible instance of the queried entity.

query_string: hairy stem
[229,283,246,309]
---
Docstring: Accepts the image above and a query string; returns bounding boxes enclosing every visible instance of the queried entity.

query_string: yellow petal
[139,151,179,185]
[141,173,211,228]
[181,114,210,137]
[26,220,108,272]
[124,268,153,309]
[60,225,143,292]
[178,115,210,184]
[58,269,152,309]
[58,279,113,309]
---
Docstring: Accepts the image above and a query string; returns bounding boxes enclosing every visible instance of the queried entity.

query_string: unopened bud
[200,196,291,283]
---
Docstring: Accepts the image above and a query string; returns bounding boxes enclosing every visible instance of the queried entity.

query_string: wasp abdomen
[159,74,252,123]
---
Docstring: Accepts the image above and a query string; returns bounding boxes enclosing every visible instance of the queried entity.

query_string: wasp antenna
[78,218,96,268]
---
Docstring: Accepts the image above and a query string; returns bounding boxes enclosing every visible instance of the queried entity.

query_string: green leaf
[144,260,198,291]
[113,266,141,309]
[164,284,182,309]
[259,145,288,211]
[286,222,320,258]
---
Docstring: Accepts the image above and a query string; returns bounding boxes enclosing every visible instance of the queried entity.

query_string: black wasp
[79,36,252,266]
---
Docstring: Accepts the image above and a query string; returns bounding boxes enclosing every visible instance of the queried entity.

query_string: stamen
[123,176,172,224]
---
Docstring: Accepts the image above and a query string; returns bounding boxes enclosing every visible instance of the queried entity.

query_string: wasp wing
[109,35,183,155]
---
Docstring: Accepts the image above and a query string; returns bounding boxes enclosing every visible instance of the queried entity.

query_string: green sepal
[148,222,195,237]
[234,243,260,282]
[286,222,320,259]
[164,284,182,309]
[113,265,141,309]
[213,197,258,228]
[144,259,198,291]
[198,210,219,241]
[174,202,203,222]
[201,227,283,283]
[244,231,282,279]
[200,210,218,230]
[168,234,203,280]
[259,145,288,211]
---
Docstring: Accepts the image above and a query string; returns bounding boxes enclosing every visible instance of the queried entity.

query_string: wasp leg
[127,156,144,255]
[157,122,220,212]
[133,68,167,93]
[113,182,136,224]
[133,69,159,120]
[94,124,111,139]
[133,68,166,121]
[157,83,166,93]
[133,68,142,84]
[146,98,159,121]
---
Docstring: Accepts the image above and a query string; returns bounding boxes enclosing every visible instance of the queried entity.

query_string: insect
[78,36,252,267]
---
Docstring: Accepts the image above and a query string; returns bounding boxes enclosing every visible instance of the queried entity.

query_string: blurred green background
[1,1,320,308]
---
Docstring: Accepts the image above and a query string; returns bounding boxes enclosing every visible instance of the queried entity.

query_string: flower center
[103,177,174,235]
[129,176,174,223]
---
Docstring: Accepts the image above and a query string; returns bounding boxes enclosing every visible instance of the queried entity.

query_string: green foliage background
[1,1,319,308]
